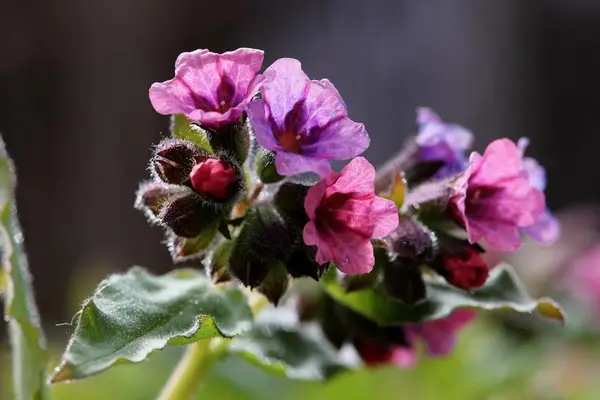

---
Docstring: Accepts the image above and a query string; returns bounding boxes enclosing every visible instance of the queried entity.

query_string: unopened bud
[134,182,185,220]
[436,247,488,290]
[256,261,290,305]
[206,240,234,284]
[160,191,222,238]
[228,206,298,288]
[190,157,237,200]
[255,149,284,184]
[383,259,426,305]
[152,138,197,184]
[388,215,437,263]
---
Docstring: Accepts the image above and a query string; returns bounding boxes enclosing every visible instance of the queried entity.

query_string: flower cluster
[136,48,559,369]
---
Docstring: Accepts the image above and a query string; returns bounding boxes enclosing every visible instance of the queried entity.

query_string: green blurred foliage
[3,314,600,400]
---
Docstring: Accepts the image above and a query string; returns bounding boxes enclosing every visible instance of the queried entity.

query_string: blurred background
[2,0,600,398]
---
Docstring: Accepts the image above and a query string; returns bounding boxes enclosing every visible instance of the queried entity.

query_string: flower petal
[261,58,310,127]
[302,117,370,159]
[468,219,522,252]
[470,139,523,186]
[370,196,400,238]
[246,100,279,150]
[330,157,376,196]
[522,209,560,244]
[328,230,375,274]
[303,221,333,265]
[216,48,264,104]
[149,79,201,116]
[297,79,348,133]
[274,151,332,177]
[390,347,417,368]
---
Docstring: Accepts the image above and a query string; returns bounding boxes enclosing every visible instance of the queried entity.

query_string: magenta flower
[517,138,560,244]
[450,138,546,252]
[416,107,473,178]
[149,48,265,128]
[355,310,476,368]
[246,58,370,176]
[567,244,600,322]
[303,157,399,274]
[404,309,476,357]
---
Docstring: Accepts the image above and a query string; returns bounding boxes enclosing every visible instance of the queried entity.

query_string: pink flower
[149,48,265,128]
[355,310,476,368]
[189,157,237,200]
[566,244,600,321]
[303,157,399,274]
[450,138,546,252]
[405,309,477,357]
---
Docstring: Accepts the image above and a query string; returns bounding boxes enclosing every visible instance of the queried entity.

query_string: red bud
[442,247,488,290]
[189,157,237,200]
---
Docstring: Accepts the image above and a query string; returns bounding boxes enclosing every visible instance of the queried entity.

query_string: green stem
[157,339,228,400]
[156,293,269,400]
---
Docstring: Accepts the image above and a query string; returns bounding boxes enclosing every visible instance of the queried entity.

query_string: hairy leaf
[229,307,348,380]
[0,136,50,400]
[50,267,253,383]
[322,264,564,325]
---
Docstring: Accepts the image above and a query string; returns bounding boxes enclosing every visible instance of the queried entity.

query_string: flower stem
[156,339,227,400]
[156,292,269,400]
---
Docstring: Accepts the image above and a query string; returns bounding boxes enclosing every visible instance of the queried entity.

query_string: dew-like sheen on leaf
[50,267,253,383]
[322,264,565,325]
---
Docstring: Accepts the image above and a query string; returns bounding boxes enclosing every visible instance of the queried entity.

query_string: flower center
[278,131,304,153]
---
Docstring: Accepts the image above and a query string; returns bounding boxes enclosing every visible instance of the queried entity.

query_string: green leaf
[50,267,253,383]
[229,307,348,380]
[170,114,213,153]
[0,136,50,400]
[322,264,565,325]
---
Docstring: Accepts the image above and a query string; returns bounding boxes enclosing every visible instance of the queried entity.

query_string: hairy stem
[374,138,418,193]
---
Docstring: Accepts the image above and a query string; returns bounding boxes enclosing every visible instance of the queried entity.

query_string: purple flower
[416,107,474,178]
[450,138,546,252]
[149,48,265,128]
[246,58,370,176]
[517,138,560,244]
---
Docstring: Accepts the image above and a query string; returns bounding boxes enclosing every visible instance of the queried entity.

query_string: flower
[517,138,560,244]
[189,157,237,200]
[566,244,600,322]
[355,310,476,368]
[303,157,399,274]
[416,107,473,178]
[450,138,546,252]
[405,309,476,357]
[149,48,265,128]
[354,338,416,368]
[440,247,489,290]
[246,58,369,176]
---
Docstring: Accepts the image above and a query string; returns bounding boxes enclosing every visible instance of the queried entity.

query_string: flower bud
[207,240,234,284]
[388,215,437,263]
[438,247,488,290]
[257,261,290,305]
[134,181,186,220]
[190,157,237,200]
[228,206,299,288]
[383,258,427,305]
[152,138,196,184]
[255,149,284,184]
[160,191,222,238]
[285,246,324,281]
[208,119,251,164]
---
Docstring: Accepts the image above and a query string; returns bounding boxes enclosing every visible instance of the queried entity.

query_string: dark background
[1,0,599,340]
